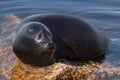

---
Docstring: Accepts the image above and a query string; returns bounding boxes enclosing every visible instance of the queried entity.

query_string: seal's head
[13,22,55,66]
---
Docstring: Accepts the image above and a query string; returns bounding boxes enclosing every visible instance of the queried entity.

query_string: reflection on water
[0,14,20,80]
[0,0,120,80]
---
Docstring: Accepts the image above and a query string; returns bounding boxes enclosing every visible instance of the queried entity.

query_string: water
[1,0,120,38]
[0,0,120,80]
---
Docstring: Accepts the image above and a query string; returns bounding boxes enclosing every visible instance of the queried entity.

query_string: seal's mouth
[47,49,54,53]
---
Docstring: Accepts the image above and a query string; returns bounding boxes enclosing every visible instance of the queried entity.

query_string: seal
[13,14,110,66]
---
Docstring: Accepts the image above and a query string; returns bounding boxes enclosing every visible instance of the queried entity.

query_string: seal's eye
[35,31,43,43]
[37,32,42,39]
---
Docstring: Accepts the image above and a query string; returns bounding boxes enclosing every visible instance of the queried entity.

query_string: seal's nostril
[49,43,53,47]
[47,42,54,49]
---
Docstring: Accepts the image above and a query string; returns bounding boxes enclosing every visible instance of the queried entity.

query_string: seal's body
[13,14,110,66]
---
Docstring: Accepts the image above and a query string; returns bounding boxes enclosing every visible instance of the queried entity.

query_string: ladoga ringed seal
[13,14,110,66]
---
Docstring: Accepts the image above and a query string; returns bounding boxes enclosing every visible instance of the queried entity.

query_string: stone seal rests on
[13,14,110,66]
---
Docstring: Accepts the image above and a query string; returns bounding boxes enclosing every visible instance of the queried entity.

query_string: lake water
[1,0,120,38]
[0,0,120,80]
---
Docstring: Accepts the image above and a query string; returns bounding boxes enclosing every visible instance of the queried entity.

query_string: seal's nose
[47,42,55,50]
